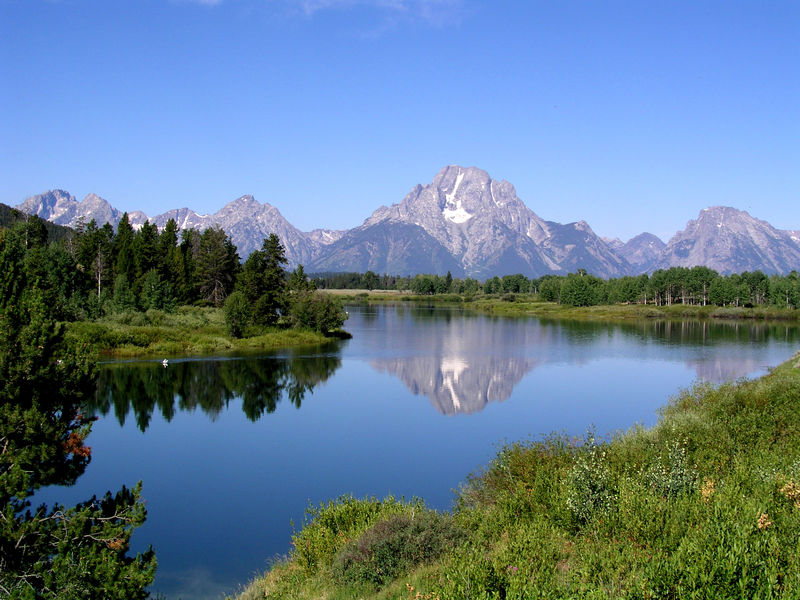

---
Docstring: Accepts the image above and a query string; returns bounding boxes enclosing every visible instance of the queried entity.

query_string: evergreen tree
[289,264,314,292]
[0,225,155,597]
[195,226,239,307]
[133,220,159,293]
[113,213,135,283]
[239,233,288,325]
[177,228,200,303]
[140,268,176,312]
[159,218,182,286]
[112,273,137,313]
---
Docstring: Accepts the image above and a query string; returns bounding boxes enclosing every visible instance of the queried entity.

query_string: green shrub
[646,439,697,499]
[223,291,251,338]
[288,291,348,333]
[566,431,617,526]
[290,495,423,574]
[331,511,465,588]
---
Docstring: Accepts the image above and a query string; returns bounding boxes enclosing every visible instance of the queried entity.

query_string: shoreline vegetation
[232,349,800,600]
[324,289,800,323]
[64,305,344,358]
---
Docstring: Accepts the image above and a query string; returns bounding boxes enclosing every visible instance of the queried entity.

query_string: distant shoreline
[323,290,800,322]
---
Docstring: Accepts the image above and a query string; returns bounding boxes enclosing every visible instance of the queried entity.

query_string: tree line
[1,218,155,596]
[312,266,800,309]
[0,213,346,335]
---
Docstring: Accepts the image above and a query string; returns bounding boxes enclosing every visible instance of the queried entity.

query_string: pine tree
[114,212,135,283]
[239,233,288,325]
[0,224,156,597]
[195,226,239,307]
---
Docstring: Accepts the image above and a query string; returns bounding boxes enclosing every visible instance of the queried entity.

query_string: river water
[38,304,800,599]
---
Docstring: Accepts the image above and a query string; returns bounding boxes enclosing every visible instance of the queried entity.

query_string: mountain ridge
[13,167,800,277]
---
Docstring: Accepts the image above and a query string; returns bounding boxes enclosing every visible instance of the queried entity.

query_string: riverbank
[232,349,800,599]
[64,306,339,358]
[324,289,800,322]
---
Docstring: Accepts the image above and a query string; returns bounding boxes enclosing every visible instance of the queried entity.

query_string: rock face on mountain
[149,195,316,262]
[619,233,666,272]
[16,190,149,229]
[319,166,629,278]
[653,206,800,275]
[18,191,316,265]
[14,170,800,277]
[307,222,464,276]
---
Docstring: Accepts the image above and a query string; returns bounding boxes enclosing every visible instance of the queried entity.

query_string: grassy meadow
[64,306,336,358]
[232,350,800,600]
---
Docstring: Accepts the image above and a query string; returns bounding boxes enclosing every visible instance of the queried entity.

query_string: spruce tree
[0,224,156,597]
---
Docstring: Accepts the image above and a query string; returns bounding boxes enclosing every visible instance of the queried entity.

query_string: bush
[646,439,697,499]
[331,511,465,588]
[566,431,617,525]
[224,291,251,338]
[288,291,348,333]
[291,495,423,574]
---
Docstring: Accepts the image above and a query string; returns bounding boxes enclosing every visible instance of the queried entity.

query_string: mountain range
[13,166,800,277]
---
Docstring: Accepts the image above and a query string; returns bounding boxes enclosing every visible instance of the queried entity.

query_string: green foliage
[238,233,287,325]
[331,511,465,588]
[139,268,176,312]
[0,226,155,598]
[560,271,606,307]
[291,495,424,574]
[112,273,137,313]
[645,438,697,499]
[565,430,617,525]
[288,291,348,333]
[195,226,240,307]
[223,290,252,338]
[289,264,315,292]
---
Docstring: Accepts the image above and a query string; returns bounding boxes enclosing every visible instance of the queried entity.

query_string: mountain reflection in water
[372,356,538,415]
[359,305,800,416]
[88,354,342,430]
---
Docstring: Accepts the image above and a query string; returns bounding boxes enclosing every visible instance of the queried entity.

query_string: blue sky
[1,0,798,242]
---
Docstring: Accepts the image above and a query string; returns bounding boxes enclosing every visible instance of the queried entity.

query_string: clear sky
[1,0,798,242]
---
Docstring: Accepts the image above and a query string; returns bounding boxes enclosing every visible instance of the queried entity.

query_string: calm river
[39,304,800,599]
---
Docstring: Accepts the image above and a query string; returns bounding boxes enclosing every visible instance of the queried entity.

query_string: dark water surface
[38,305,799,599]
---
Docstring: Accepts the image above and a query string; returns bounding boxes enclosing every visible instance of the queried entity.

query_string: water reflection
[88,354,342,430]
[373,356,537,415]
[359,305,800,416]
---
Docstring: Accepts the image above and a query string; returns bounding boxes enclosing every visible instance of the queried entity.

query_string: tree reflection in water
[88,354,342,430]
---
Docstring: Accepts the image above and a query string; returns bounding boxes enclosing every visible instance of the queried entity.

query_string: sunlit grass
[64,306,334,357]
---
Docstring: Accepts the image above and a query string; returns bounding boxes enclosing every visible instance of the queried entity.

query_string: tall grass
[64,306,333,357]
[233,351,800,599]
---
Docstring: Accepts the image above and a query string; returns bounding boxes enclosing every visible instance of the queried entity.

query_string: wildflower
[779,480,800,508]
[700,478,715,502]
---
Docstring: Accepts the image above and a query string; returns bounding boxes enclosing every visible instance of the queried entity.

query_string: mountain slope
[655,206,800,274]
[620,233,666,272]
[16,190,149,229]
[355,165,629,278]
[149,195,317,263]
[13,176,800,277]
[307,222,463,276]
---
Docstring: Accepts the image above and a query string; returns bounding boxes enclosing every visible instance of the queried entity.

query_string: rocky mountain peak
[654,206,800,274]
[618,232,666,271]
[17,189,77,223]
[15,169,800,278]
